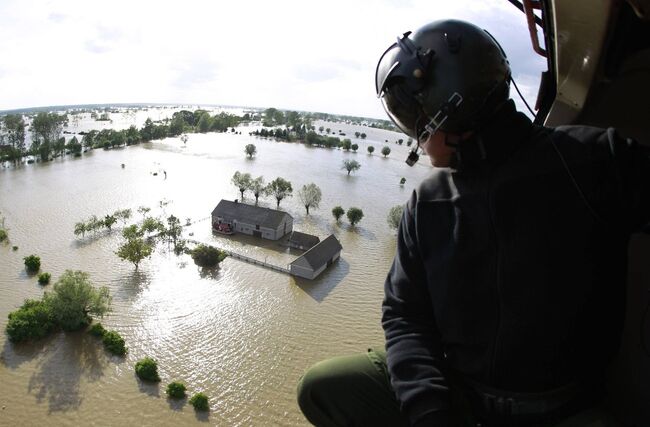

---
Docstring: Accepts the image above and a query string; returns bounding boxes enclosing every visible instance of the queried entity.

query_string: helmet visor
[379,87,421,139]
[375,35,428,139]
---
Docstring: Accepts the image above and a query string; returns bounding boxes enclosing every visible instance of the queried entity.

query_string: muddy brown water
[0,115,433,426]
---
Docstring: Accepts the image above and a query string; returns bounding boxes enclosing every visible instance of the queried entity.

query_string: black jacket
[382,101,650,425]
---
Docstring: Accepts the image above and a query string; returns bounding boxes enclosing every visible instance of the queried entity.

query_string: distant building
[289,231,320,251]
[211,200,292,240]
[290,234,342,279]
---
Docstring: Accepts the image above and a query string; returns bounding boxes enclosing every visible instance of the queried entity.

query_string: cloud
[48,13,66,23]
[294,59,362,83]
[172,60,219,89]
[84,25,125,54]
[294,64,341,83]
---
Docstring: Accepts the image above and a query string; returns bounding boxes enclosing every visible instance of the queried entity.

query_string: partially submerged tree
[1,114,26,165]
[135,357,160,382]
[190,392,209,411]
[116,238,153,269]
[347,207,364,226]
[266,177,293,208]
[342,159,361,176]
[231,171,252,201]
[250,176,266,205]
[245,144,257,158]
[44,270,112,331]
[6,299,55,342]
[165,215,183,248]
[30,112,65,161]
[114,208,132,224]
[190,244,227,267]
[332,206,345,222]
[298,183,322,215]
[367,145,375,154]
[24,255,41,272]
[381,146,391,157]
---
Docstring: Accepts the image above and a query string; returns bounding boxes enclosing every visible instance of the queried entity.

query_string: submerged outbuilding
[290,234,342,280]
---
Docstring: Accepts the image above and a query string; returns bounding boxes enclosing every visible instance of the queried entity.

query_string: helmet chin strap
[405,92,464,167]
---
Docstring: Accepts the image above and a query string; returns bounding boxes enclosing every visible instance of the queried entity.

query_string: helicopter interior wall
[537,3,650,423]
[575,2,650,144]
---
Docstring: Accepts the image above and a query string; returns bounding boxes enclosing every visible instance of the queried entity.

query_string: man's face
[421,130,455,167]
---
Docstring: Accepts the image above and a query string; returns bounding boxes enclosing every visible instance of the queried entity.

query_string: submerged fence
[186,238,290,275]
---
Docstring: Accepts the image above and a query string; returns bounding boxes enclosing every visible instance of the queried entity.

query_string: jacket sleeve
[604,128,650,233]
[382,190,452,426]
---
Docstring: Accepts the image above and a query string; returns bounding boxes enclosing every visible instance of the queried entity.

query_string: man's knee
[297,357,346,420]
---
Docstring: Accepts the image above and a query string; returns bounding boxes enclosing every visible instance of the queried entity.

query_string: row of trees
[231,172,324,214]
[74,209,132,237]
[73,203,229,270]
[0,108,248,164]
[331,206,364,226]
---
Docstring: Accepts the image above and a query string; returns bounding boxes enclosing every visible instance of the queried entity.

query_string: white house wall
[291,264,315,280]
[212,213,291,241]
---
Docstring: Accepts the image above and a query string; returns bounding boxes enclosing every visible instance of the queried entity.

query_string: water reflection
[1,334,57,370]
[197,265,222,280]
[167,395,187,411]
[115,270,151,301]
[136,377,160,398]
[27,332,105,413]
[293,258,350,303]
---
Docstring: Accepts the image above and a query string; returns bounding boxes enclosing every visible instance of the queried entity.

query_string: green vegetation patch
[190,244,227,268]
[37,272,51,285]
[135,357,160,382]
[347,207,364,226]
[0,229,8,242]
[102,330,127,356]
[189,392,209,411]
[23,255,41,272]
[5,270,111,343]
[332,206,345,222]
[166,381,187,399]
[6,299,56,342]
[88,322,107,337]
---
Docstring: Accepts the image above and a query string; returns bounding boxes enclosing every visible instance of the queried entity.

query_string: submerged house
[289,231,320,251]
[211,200,293,240]
[290,234,342,280]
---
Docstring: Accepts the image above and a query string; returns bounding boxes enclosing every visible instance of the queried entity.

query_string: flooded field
[0,112,432,426]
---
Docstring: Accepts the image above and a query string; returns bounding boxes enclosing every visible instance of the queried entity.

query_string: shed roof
[289,231,320,248]
[290,234,342,270]
[212,200,291,229]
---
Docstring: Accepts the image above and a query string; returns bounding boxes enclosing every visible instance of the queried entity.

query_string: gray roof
[212,200,291,229]
[289,231,320,248]
[290,234,342,270]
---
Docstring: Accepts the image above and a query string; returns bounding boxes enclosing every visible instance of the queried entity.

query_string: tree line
[0,108,247,164]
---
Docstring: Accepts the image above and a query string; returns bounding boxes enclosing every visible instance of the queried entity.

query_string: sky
[0,0,546,119]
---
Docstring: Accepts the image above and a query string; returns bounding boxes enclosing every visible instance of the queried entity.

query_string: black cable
[511,75,537,119]
[642,289,650,358]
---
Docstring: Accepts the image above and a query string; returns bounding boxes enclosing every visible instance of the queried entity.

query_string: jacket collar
[450,100,533,173]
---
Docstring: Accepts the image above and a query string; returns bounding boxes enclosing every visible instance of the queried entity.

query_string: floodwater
[0,111,432,426]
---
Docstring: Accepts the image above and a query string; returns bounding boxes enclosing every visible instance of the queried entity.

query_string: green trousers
[296,349,620,427]
[297,349,409,427]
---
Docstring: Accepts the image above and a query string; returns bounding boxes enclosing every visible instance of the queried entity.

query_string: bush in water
[135,357,160,382]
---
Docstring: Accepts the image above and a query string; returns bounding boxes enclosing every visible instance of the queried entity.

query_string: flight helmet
[375,19,511,164]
